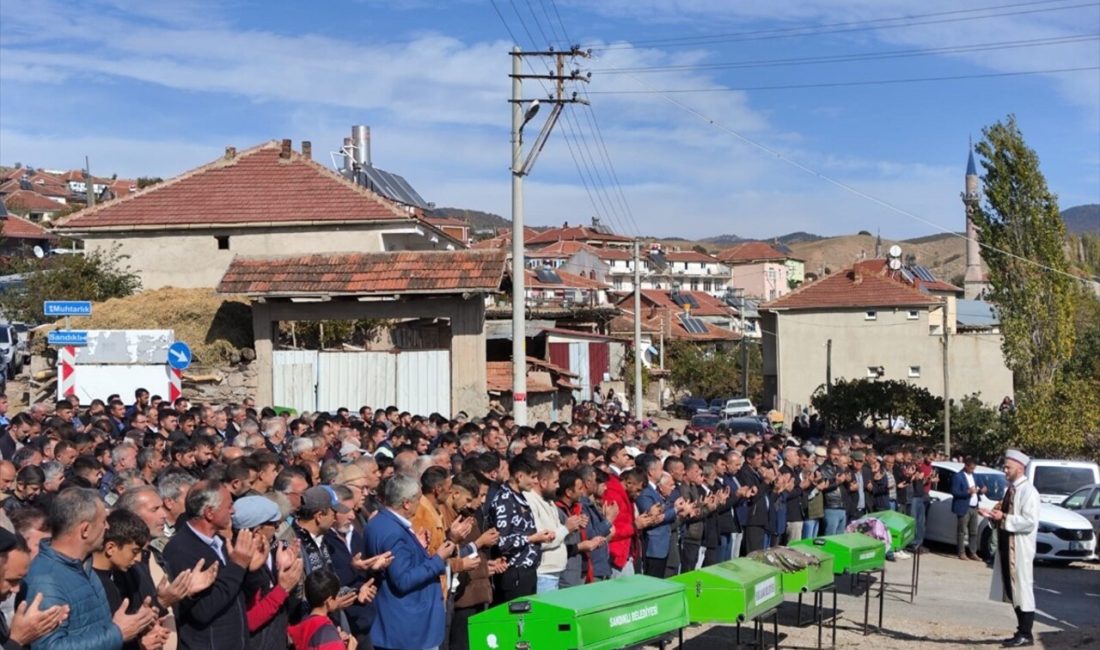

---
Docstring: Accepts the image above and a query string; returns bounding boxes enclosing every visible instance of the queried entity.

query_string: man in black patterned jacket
[488,455,554,604]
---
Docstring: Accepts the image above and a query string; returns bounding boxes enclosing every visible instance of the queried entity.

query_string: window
[613,278,623,291]
[908,310,920,320]
[865,310,877,320]
[1032,466,1098,497]
[908,366,921,378]
[216,236,230,250]
[703,280,713,292]
[866,366,884,378]
[1062,488,1092,510]
[690,278,699,291]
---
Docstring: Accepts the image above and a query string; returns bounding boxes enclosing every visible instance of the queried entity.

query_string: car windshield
[727,400,751,408]
[691,415,719,426]
[0,330,9,344]
[974,472,1008,501]
[1032,466,1096,496]
[1062,488,1091,510]
[722,419,764,434]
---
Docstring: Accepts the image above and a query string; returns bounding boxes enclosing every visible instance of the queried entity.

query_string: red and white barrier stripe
[168,367,182,402]
[59,346,76,397]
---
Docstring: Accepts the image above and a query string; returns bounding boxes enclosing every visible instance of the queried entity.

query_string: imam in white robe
[988,475,1039,612]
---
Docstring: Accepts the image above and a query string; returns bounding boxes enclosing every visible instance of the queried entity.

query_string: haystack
[75,288,253,365]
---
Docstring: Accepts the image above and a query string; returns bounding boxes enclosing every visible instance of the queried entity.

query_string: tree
[691,244,709,255]
[971,115,1078,389]
[666,341,761,402]
[810,378,943,433]
[950,394,1013,464]
[136,177,163,189]
[0,245,141,323]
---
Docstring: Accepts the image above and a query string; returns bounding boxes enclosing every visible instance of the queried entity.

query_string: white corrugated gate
[273,349,449,414]
[273,350,318,411]
[568,342,592,401]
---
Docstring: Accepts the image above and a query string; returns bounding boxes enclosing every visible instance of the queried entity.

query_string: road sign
[48,330,88,347]
[43,301,92,317]
[167,341,192,371]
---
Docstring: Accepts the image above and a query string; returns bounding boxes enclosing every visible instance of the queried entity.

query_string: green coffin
[468,575,688,650]
[764,546,835,593]
[668,558,784,624]
[868,510,916,551]
[792,533,886,574]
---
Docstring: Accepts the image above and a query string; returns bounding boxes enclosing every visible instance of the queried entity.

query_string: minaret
[962,144,986,299]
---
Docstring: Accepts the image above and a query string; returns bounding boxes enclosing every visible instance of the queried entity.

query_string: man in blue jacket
[21,487,158,650]
[365,473,454,650]
[635,457,677,578]
[951,457,985,561]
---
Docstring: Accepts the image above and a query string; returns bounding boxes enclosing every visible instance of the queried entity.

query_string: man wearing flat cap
[980,449,1040,648]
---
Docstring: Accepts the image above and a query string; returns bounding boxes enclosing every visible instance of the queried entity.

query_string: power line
[489,0,626,235]
[586,66,1100,94]
[613,72,1090,284]
[589,0,1099,51]
[542,0,644,238]
[593,34,1099,74]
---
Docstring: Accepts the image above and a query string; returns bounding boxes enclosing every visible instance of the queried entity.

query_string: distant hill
[1062,204,1099,234]
[788,234,967,283]
[903,232,962,245]
[699,234,746,245]
[775,231,824,245]
[429,207,509,232]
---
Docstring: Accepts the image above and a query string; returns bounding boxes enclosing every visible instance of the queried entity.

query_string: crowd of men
[0,388,943,650]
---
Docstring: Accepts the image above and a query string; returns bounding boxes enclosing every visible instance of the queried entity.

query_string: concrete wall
[252,295,487,416]
[768,307,1013,418]
[82,223,452,290]
[727,261,790,301]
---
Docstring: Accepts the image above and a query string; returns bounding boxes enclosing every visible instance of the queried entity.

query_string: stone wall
[183,360,258,404]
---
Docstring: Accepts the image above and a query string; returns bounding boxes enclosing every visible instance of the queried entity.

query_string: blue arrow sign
[167,341,192,371]
[43,301,92,317]
[47,330,88,347]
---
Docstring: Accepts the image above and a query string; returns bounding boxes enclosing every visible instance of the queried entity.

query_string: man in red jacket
[602,469,634,577]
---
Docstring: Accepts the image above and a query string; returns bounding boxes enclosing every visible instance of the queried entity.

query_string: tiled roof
[717,241,789,263]
[58,141,415,230]
[626,289,734,317]
[524,269,608,290]
[526,240,594,258]
[1,190,67,212]
[471,227,538,249]
[217,249,507,296]
[526,224,632,246]
[425,216,468,228]
[486,361,558,393]
[660,250,720,263]
[1,213,57,240]
[590,247,632,261]
[611,306,739,342]
[762,260,941,310]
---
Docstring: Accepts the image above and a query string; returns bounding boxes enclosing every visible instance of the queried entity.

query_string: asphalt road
[675,548,1100,649]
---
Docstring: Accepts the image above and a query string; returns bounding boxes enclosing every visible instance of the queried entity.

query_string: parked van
[1027,459,1100,505]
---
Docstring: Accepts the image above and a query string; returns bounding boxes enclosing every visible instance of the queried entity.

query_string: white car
[925,461,1096,563]
[721,398,757,418]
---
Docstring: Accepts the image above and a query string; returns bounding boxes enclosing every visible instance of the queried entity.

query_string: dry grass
[79,287,253,365]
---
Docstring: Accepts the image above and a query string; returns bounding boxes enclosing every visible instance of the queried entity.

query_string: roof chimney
[301,141,312,160]
[224,146,237,160]
[351,125,370,167]
[279,139,292,159]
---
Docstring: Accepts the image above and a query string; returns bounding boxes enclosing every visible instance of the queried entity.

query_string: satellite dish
[888,244,902,258]
[32,245,45,259]
[888,258,902,271]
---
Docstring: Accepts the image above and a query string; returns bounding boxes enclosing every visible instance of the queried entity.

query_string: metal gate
[273,349,450,414]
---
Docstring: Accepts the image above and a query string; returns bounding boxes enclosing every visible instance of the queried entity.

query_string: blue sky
[1,0,1097,239]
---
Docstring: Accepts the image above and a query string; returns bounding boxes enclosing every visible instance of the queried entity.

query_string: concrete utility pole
[826,338,832,393]
[84,156,95,209]
[509,45,590,425]
[633,239,643,421]
[942,303,952,457]
[510,48,526,425]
